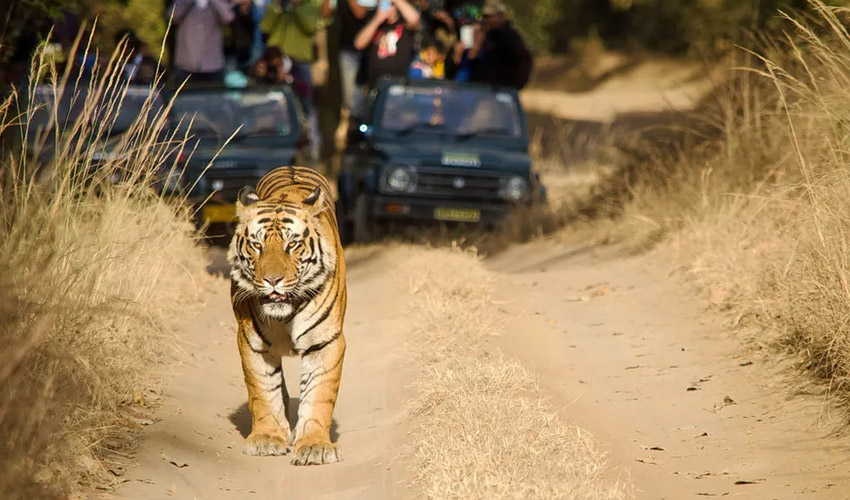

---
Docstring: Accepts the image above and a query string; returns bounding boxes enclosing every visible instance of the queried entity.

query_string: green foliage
[5,0,849,66]
[122,0,167,56]
[1,0,166,67]
[502,0,562,54]
[0,0,79,61]
[584,0,813,53]
[71,0,166,54]
[505,0,827,55]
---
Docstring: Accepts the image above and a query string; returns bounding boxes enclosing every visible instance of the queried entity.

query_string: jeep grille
[415,167,503,202]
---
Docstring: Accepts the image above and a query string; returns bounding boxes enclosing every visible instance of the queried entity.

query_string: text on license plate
[203,204,237,223]
[433,207,481,222]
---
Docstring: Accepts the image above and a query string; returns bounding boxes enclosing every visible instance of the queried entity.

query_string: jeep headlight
[383,166,417,193]
[501,176,529,201]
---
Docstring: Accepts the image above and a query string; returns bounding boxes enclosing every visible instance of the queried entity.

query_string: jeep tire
[353,193,375,244]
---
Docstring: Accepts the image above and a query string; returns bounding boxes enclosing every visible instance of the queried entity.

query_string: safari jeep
[336,78,545,244]
[167,84,306,231]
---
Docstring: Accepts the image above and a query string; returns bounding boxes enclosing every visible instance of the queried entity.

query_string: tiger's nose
[264,276,283,287]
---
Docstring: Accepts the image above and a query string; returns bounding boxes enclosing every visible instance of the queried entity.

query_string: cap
[481,0,507,16]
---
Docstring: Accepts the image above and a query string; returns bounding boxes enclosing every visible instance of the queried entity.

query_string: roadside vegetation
[0,36,208,497]
[0,0,822,61]
[388,245,632,499]
[579,1,850,416]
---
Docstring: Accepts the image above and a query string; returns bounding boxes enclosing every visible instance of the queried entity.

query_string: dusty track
[104,236,850,499]
[489,239,850,499]
[110,248,415,500]
[96,57,850,499]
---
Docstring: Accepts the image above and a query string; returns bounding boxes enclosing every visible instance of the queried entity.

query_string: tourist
[228,0,261,72]
[469,0,532,89]
[353,0,420,88]
[408,39,445,80]
[170,0,235,82]
[260,0,324,160]
[333,0,373,118]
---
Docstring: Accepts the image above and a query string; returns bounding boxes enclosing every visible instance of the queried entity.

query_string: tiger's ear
[236,186,259,219]
[302,186,322,213]
[239,186,260,206]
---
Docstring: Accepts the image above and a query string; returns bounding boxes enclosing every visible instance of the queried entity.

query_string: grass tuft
[591,1,850,420]
[0,33,208,497]
[389,245,632,499]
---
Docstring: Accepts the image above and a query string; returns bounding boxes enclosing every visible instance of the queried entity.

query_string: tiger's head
[227,184,337,320]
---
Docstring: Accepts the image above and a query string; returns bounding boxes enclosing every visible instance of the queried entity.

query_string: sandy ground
[108,248,416,500]
[103,58,850,500]
[488,239,850,499]
[521,59,723,123]
[104,236,850,500]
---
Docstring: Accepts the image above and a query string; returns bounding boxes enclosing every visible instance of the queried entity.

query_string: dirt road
[521,59,722,122]
[111,248,416,500]
[489,239,850,499]
[108,238,850,499]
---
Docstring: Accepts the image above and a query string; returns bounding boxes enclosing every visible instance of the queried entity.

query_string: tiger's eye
[251,241,263,251]
[287,241,298,252]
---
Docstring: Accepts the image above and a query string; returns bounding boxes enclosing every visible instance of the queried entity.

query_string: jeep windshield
[171,89,293,141]
[26,84,166,141]
[376,84,522,141]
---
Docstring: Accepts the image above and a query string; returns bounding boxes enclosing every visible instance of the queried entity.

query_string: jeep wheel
[353,194,375,244]
[336,199,354,246]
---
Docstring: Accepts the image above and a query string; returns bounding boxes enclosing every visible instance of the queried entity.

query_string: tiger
[227,166,346,466]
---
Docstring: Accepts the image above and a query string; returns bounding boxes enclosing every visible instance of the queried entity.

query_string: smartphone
[379,0,391,10]
[460,25,475,49]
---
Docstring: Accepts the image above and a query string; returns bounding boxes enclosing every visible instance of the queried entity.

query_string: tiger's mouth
[260,292,290,304]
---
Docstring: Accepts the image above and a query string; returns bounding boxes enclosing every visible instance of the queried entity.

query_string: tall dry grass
[0,33,209,497]
[609,2,850,414]
[388,246,631,499]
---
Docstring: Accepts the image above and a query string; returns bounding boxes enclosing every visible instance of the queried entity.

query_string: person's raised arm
[170,0,194,24]
[210,0,236,24]
[260,1,285,34]
[347,0,369,19]
[292,0,321,35]
[431,9,454,32]
[354,9,387,50]
[391,0,419,30]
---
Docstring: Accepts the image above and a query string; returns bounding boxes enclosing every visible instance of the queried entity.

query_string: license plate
[203,204,236,223]
[434,207,481,223]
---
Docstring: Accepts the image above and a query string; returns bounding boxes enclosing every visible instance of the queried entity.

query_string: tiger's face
[228,185,335,321]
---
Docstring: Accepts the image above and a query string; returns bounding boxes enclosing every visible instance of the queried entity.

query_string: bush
[613,1,850,415]
[0,36,208,497]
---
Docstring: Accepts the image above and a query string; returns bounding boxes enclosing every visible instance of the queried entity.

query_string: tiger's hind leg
[237,319,292,456]
[291,332,346,466]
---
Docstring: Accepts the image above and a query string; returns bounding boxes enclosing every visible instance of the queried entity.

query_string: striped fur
[227,166,346,466]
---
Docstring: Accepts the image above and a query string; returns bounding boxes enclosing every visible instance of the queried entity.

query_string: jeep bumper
[364,195,511,225]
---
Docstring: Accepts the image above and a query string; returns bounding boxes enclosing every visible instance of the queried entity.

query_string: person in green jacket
[261,0,325,161]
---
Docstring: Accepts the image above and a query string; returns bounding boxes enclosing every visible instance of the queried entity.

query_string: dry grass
[598,2,850,415]
[387,246,631,499]
[0,34,209,497]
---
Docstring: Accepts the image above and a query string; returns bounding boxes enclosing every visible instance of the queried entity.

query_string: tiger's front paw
[243,432,291,456]
[290,440,342,466]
